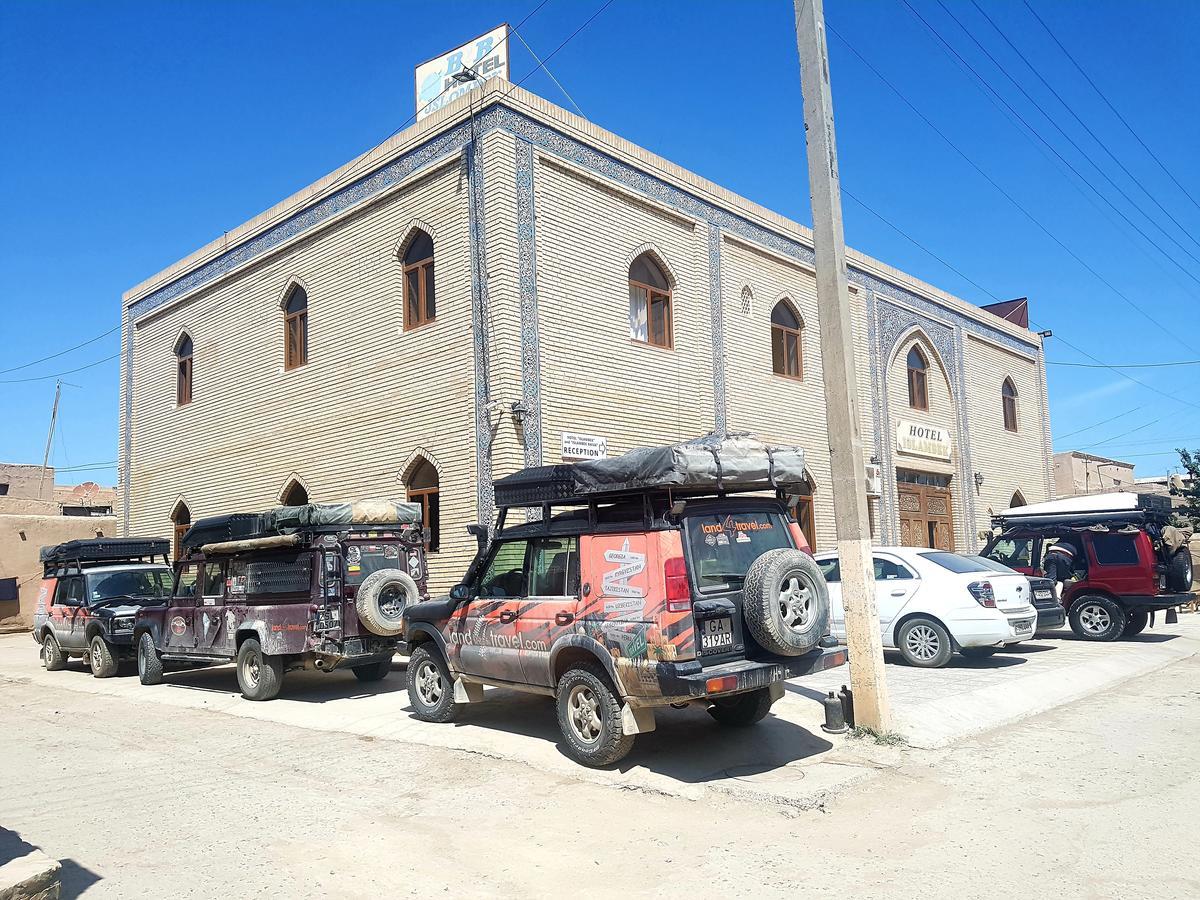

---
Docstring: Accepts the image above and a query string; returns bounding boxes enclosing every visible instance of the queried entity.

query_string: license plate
[700,617,734,654]
[1015,620,1033,634]
[1034,590,1052,600]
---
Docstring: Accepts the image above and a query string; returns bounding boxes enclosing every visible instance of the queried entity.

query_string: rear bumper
[1122,593,1195,611]
[645,645,848,703]
[1035,606,1066,631]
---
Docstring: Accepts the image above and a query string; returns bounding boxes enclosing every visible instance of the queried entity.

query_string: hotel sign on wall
[414,25,510,122]
[896,420,952,461]
[562,432,608,461]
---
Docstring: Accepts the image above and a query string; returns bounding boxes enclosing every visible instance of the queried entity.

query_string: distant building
[0,464,117,630]
[1134,473,1193,512]
[1053,451,1135,497]
[119,80,1054,592]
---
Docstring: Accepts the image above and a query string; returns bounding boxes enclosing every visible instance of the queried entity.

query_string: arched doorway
[405,457,440,552]
[1009,491,1027,509]
[281,479,309,507]
[171,501,191,561]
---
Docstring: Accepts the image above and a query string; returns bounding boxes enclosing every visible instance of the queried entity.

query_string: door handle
[890,590,906,597]
[498,610,517,624]
[555,612,575,626]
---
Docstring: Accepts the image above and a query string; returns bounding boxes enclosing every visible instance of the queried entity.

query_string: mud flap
[621,703,656,736]
[453,679,484,703]
[768,682,785,703]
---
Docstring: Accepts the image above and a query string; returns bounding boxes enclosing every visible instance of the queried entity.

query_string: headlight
[113,617,135,630]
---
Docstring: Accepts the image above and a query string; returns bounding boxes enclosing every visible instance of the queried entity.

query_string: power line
[970,0,1200,259]
[1052,407,1140,442]
[0,324,120,376]
[508,22,586,118]
[1021,0,1200,218]
[0,354,119,384]
[1048,358,1200,370]
[498,0,615,102]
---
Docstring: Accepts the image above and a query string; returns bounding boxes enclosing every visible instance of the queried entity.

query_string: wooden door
[897,482,954,551]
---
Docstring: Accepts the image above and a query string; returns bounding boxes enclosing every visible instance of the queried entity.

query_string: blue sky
[1,0,1198,485]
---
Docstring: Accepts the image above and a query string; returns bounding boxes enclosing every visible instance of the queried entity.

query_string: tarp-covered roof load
[493,432,813,507]
[181,500,422,553]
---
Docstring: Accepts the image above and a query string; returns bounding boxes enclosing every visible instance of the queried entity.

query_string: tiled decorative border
[466,140,496,529]
[515,137,544,468]
[708,225,727,431]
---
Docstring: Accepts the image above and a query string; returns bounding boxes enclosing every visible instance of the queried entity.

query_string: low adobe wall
[0,515,117,630]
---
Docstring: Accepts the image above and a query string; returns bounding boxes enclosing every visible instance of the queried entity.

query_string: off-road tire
[406,644,458,723]
[742,548,830,657]
[707,688,774,727]
[352,658,393,682]
[355,568,420,637]
[89,635,119,678]
[555,663,634,768]
[959,646,998,659]
[1068,595,1126,642]
[137,632,164,685]
[896,617,954,668]
[236,638,284,701]
[41,633,67,671]
[1122,610,1150,637]
[1167,547,1193,592]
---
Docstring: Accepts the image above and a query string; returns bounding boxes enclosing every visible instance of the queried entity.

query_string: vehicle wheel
[352,658,393,682]
[742,548,831,657]
[355,568,420,637]
[137,632,164,685]
[896,617,954,668]
[236,638,283,701]
[1167,547,1193,592]
[555,663,634,767]
[1069,595,1126,642]
[1122,610,1150,637]
[89,635,119,678]
[707,688,774,727]
[959,646,998,659]
[41,633,67,671]
[406,644,458,723]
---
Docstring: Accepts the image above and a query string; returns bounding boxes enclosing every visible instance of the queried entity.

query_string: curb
[0,849,61,900]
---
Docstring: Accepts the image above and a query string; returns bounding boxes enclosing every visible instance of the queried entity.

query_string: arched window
[628,253,672,348]
[171,501,191,561]
[406,458,440,552]
[907,346,928,411]
[770,300,803,379]
[1010,491,1026,508]
[175,333,193,406]
[1002,378,1019,432]
[402,230,435,331]
[739,285,754,316]
[281,480,309,507]
[283,285,308,370]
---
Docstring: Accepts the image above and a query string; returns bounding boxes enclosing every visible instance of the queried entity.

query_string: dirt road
[3,654,1198,899]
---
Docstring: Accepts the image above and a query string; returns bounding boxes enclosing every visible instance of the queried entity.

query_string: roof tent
[40,537,170,569]
[992,491,1172,529]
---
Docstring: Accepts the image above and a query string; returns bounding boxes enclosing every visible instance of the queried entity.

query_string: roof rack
[991,491,1172,529]
[40,537,170,572]
[180,500,423,554]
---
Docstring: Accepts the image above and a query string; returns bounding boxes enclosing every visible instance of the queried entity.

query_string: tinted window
[817,558,841,583]
[478,541,529,598]
[874,558,913,580]
[970,555,1018,574]
[88,568,172,603]
[919,551,991,574]
[528,538,580,596]
[684,511,793,593]
[1091,534,1139,566]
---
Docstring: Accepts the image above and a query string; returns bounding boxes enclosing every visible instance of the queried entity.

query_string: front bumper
[644,645,847,703]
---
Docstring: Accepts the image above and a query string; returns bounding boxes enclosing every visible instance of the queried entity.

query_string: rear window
[919,551,992,574]
[1091,533,1139,566]
[344,543,403,586]
[969,555,1018,574]
[684,511,793,593]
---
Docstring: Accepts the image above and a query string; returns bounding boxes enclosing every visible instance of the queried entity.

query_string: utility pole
[39,379,62,501]
[793,0,891,730]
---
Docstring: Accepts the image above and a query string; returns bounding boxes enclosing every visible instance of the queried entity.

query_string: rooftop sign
[414,25,510,122]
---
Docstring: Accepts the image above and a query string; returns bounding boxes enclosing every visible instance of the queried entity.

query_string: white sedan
[813,547,1038,668]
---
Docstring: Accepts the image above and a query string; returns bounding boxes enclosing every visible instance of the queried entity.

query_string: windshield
[684,510,793,593]
[918,551,993,575]
[88,567,172,604]
[344,543,403,586]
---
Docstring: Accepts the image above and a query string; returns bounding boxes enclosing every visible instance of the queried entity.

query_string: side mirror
[449,584,471,601]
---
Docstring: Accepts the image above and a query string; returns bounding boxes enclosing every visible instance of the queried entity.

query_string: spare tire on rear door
[355,569,420,637]
[742,548,830,656]
[1166,546,1193,592]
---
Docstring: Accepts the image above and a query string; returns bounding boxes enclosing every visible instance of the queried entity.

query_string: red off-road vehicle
[982,492,1194,641]
[402,434,847,767]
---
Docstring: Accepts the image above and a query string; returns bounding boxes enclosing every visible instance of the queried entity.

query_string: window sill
[771,372,805,383]
[403,318,438,334]
[629,338,674,352]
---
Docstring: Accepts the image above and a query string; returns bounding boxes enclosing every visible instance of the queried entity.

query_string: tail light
[968,580,996,608]
[664,557,692,613]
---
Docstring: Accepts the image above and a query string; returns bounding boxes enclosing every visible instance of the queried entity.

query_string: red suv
[402,434,847,767]
[982,492,1194,641]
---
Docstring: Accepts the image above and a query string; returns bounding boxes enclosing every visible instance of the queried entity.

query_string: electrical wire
[0,354,119,384]
[1053,407,1140,442]
[1048,358,1200,369]
[1021,0,1200,217]
[508,23,586,118]
[0,324,120,376]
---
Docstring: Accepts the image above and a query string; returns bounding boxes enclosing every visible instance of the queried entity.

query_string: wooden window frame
[403,256,436,332]
[629,278,673,350]
[408,486,440,553]
[771,322,803,380]
[176,352,193,406]
[284,298,308,371]
[907,349,928,411]
[1002,380,1019,432]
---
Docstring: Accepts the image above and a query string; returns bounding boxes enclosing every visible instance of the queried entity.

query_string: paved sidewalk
[4,616,1197,805]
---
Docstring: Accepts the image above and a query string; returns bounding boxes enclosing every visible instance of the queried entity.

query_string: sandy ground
[2,651,1197,899]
